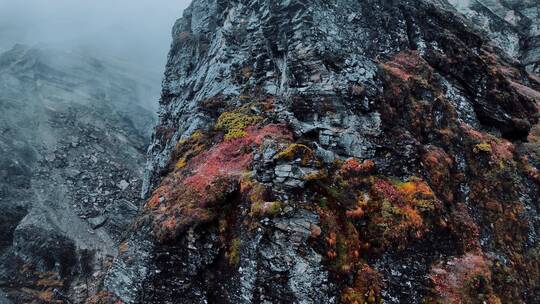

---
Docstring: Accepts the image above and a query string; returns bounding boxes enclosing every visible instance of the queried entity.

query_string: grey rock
[88,215,108,229]
[0,290,13,304]
[274,164,293,178]
[118,180,130,191]
[444,0,540,74]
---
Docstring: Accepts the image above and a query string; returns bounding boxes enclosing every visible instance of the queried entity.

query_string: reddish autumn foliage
[380,51,434,99]
[362,177,442,251]
[147,194,161,208]
[345,206,365,219]
[340,158,375,176]
[462,123,515,162]
[144,124,293,242]
[184,124,292,193]
[447,203,481,251]
[372,178,404,205]
[381,51,429,82]
[148,172,243,241]
[422,146,454,202]
[183,138,253,193]
[429,252,500,304]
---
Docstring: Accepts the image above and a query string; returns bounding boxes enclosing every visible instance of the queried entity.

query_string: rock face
[101,0,540,303]
[0,45,156,303]
[446,0,540,74]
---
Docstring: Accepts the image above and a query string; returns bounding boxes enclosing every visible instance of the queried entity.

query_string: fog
[0,0,192,72]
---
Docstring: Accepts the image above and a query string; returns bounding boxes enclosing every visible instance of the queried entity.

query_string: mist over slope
[0,44,156,303]
[0,1,195,303]
[0,0,191,73]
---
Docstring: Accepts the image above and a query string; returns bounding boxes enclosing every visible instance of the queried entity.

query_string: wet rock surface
[444,0,540,74]
[0,45,156,303]
[96,0,539,303]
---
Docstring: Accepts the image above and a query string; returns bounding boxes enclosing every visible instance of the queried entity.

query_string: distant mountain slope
[0,45,156,303]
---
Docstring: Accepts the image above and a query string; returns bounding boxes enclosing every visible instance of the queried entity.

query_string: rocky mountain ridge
[445,0,539,73]
[1,0,537,303]
[93,0,540,303]
[89,0,540,303]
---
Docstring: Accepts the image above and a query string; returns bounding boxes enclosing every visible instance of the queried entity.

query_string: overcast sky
[0,0,192,72]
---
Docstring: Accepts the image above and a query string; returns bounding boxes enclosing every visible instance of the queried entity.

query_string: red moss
[381,51,433,88]
[447,203,481,251]
[381,51,429,81]
[422,146,454,202]
[144,124,292,242]
[462,123,515,162]
[147,194,161,208]
[148,175,236,241]
[184,124,292,193]
[383,65,414,82]
[184,138,252,193]
[340,159,375,176]
[345,206,365,219]
[372,179,404,205]
[428,252,499,304]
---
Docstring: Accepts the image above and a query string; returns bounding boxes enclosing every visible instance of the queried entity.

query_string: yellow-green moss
[267,201,282,215]
[250,201,282,217]
[341,288,363,304]
[331,221,360,273]
[176,157,187,169]
[228,238,241,266]
[225,129,248,140]
[275,144,313,163]
[216,111,262,140]
[474,142,492,154]
[381,200,397,222]
[303,169,328,181]
[414,199,435,211]
[173,130,208,170]
[342,288,380,304]
[177,130,204,147]
[190,130,204,141]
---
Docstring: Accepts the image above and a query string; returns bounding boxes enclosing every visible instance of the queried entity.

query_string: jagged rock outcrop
[0,45,156,303]
[446,0,540,74]
[101,0,540,303]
